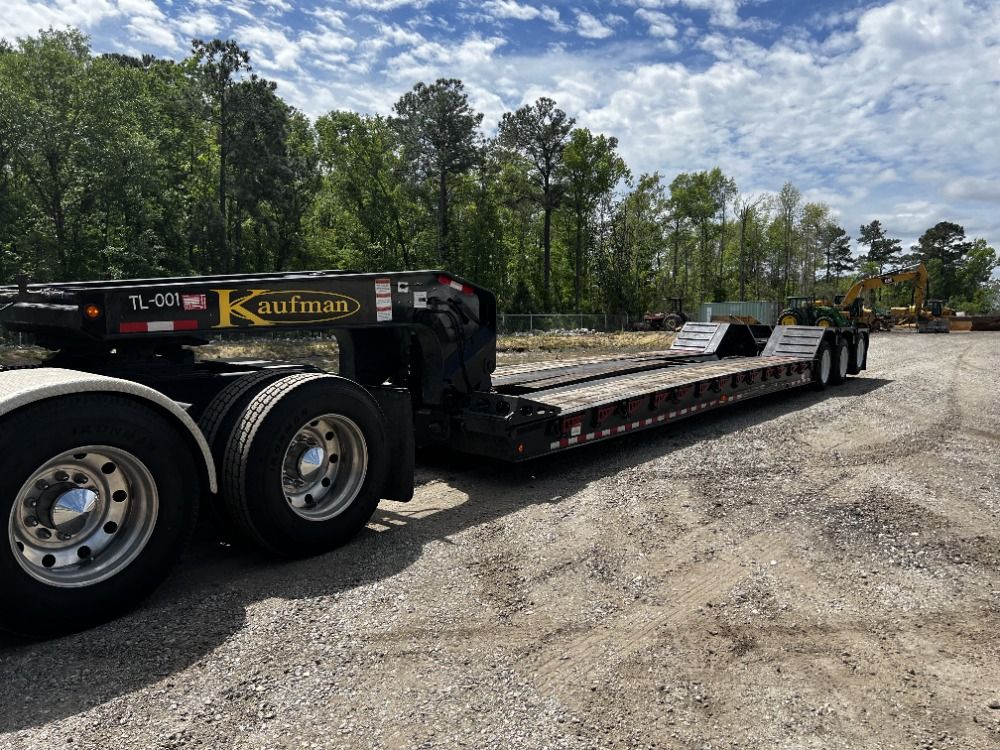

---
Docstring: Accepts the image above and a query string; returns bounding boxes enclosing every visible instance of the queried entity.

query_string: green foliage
[857,219,902,274]
[391,79,483,265]
[498,97,575,311]
[0,27,995,320]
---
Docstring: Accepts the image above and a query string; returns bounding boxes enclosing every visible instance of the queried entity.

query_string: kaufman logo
[212,289,361,328]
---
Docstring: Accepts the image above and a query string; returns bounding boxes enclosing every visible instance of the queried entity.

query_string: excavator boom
[839,264,928,312]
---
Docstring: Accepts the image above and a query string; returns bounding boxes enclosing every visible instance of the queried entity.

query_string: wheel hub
[50,487,99,536]
[295,445,326,485]
[8,447,158,588]
[280,415,367,521]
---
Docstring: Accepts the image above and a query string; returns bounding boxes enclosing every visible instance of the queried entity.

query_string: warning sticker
[374,278,392,322]
[413,291,427,309]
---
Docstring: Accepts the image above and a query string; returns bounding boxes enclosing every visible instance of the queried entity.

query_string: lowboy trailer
[0,270,868,636]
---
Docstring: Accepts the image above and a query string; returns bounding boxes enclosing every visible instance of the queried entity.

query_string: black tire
[830,338,850,385]
[812,340,833,391]
[0,395,200,637]
[664,314,684,332]
[197,369,296,537]
[847,333,867,375]
[221,374,387,557]
[778,310,801,326]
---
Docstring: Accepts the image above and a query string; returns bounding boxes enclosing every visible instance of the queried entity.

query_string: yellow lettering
[213,289,273,328]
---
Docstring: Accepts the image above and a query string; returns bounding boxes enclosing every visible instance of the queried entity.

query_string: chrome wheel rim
[8,446,158,588]
[856,337,865,366]
[838,345,849,378]
[281,414,368,522]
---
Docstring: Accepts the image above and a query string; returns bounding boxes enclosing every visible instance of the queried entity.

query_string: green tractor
[776,296,851,329]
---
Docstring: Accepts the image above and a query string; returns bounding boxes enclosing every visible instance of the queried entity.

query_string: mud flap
[369,386,414,503]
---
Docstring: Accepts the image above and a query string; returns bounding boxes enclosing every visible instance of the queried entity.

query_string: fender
[0,367,217,493]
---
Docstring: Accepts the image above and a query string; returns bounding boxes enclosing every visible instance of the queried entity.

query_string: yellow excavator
[836,263,949,334]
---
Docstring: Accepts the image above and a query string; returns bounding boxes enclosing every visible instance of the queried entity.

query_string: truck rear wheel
[848,334,866,375]
[830,339,850,385]
[811,340,833,391]
[0,395,199,637]
[198,369,296,537]
[221,374,387,557]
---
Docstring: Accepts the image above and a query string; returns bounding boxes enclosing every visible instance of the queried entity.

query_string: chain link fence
[498,313,629,334]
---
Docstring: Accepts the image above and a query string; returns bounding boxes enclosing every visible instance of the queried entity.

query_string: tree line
[1,30,996,316]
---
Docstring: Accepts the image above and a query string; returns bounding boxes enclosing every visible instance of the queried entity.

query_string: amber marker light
[84,304,102,320]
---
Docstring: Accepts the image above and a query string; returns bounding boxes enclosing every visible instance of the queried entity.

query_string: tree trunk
[438,168,448,265]
[574,208,583,313]
[543,203,552,311]
[738,211,748,301]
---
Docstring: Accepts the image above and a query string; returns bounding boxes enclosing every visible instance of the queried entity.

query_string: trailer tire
[830,339,850,385]
[812,340,833,391]
[848,334,866,375]
[221,374,387,557]
[0,395,199,637]
[197,369,297,537]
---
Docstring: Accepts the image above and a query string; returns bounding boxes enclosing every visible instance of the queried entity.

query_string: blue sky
[2,0,999,256]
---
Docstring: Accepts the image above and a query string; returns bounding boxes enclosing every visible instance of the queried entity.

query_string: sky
[2,0,999,256]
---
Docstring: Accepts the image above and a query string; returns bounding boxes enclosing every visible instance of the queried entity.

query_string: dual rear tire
[202,373,388,557]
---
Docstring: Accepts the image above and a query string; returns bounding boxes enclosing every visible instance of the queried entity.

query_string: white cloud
[128,14,181,51]
[173,11,221,38]
[944,178,1000,203]
[623,0,743,29]
[483,1,539,21]
[636,9,678,38]
[575,11,613,39]
[234,22,300,71]
[306,7,348,30]
[0,0,118,41]
[346,0,431,10]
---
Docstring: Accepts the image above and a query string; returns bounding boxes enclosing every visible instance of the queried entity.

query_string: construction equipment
[839,263,949,333]
[0,269,868,636]
[642,297,689,331]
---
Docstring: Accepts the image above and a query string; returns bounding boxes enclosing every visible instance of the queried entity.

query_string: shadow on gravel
[0,375,892,732]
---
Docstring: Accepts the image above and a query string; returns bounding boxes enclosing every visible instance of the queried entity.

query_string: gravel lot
[2,331,999,749]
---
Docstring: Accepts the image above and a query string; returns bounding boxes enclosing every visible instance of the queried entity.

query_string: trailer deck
[452,322,853,461]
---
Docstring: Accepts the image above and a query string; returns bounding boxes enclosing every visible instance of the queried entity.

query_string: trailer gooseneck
[0,270,868,636]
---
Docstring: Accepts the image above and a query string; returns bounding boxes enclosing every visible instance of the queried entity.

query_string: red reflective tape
[437,274,474,295]
[119,322,147,333]
[173,319,199,330]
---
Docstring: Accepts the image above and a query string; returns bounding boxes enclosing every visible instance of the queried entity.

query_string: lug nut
[54,470,69,482]
[24,516,39,527]
[57,532,72,541]
[35,480,49,490]
[74,473,89,485]
[24,498,37,508]
[36,528,51,540]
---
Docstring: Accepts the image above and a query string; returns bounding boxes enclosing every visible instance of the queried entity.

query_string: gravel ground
[2,331,999,749]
